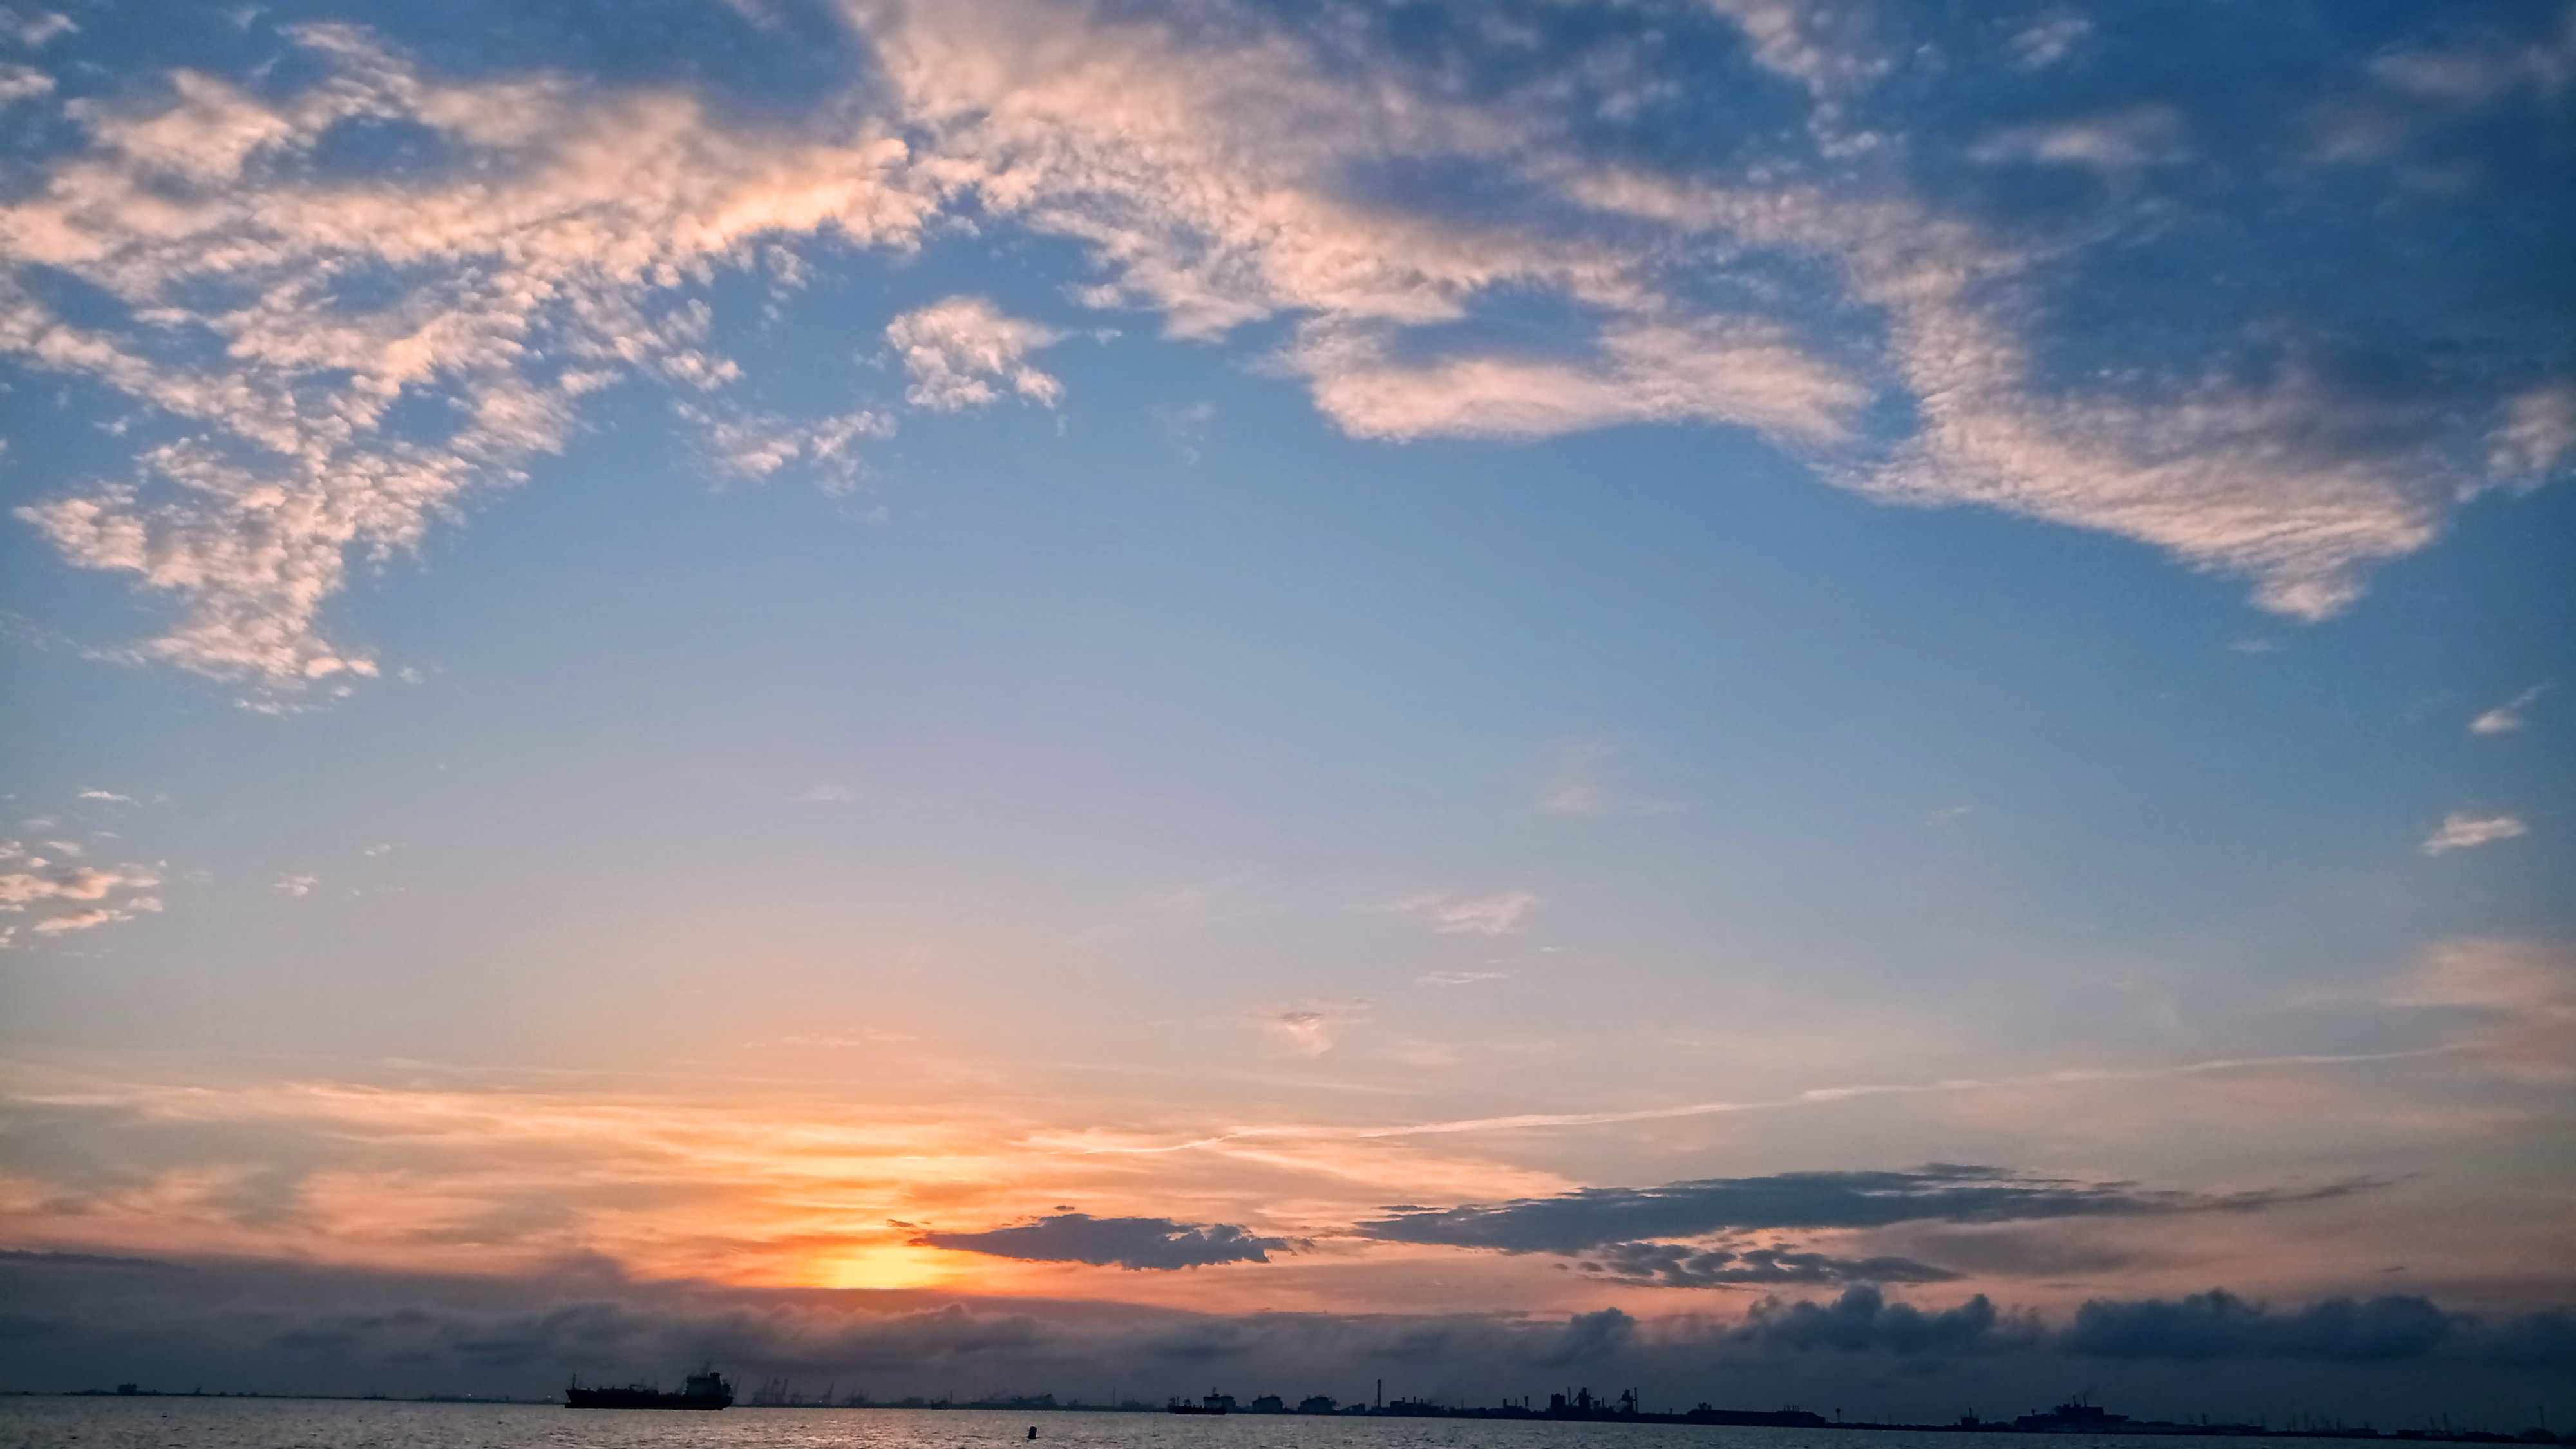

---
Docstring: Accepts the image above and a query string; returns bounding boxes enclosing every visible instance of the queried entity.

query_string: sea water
[0,1403,2280,1449]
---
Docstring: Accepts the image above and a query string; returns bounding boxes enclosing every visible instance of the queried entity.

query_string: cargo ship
[1170,1392,1233,1415]
[565,1368,733,1410]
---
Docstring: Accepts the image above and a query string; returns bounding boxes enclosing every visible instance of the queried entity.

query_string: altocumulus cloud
[912,1212,1291,1270]
[6,0,2571,695]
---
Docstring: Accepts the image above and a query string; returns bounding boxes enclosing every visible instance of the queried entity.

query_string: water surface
[0,1402,2265,1449]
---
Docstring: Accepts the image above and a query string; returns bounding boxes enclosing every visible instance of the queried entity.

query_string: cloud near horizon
[912,1213,1290,1271]
[0,1251,2566,1412]
[3,0,2568,692]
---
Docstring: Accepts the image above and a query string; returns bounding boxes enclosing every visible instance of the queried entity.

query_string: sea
[0,1404,2277,1449]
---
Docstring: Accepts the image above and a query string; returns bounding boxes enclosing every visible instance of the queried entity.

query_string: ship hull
[565,1387,731,1410]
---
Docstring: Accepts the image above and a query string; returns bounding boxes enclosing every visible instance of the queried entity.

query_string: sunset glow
[3,0,2571,1426]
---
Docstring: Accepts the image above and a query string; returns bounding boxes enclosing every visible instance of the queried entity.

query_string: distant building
[1298,1396,1337,1414]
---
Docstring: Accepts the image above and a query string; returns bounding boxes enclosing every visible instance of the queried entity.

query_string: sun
[809,1242,963,1291]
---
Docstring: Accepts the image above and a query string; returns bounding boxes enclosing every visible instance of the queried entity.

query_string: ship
[2017,1400,2132,1432]
[564,1368,734,1410]
[1170,1392,1233,1415]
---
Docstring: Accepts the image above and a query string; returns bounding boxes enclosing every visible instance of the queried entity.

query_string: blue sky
[1,0,2571,1419]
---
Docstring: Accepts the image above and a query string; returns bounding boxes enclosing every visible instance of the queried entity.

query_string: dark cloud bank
[1358,1166,2368,1254]
[1352,1166,2370,1289]
[1,1253,2566,1425]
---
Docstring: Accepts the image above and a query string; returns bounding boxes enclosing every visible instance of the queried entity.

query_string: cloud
[5,23,931,688]
[76,790,137,804]
[2492,384,2576,477]
[1289,316,1864,447]
[913,1212,1289,1270]
[2382,937,2576,1081]
[1733,1284,2025,1354]
[687,404,895,491]
[1589,1241,1958,1288]
[1732,1285,2548,1365]
[2420,812,2528,854]
[0,59,50,104]
[30,898,162,934]
[0,862,143,905]
[2065,1290,2454,1362]
[1387,890,1539,936]
[1,1247,2564,1414]
[1539,742,1681,819]
[2471,685,2548,735]
[2008,16,2092,70]
[273,873,320,898]
[1417,970,1508,988]
[1264,1001,1368,1057]
[0,842,162,940]
[884,296,1065,412]
[2369,13,2576,109]
[9,0,2570,699]
[1574,171,2481,621]
[0,8,73,48]
[1968,106,2190,170]
[1358,1166,2367,1255]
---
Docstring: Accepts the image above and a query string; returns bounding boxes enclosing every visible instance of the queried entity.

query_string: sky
[1,0,2572,1425]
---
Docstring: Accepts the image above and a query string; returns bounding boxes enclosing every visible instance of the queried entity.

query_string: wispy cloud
[1289,316,1864,447]
[1265,1001,1368,1057]
[1387,890,1540,936]
[272,873,320,898]
[2009,15,2092,70]
[1539,742,1681,819]
[2383,938,2576,1082]
[0,59,50,104]
[0,8,73,48]
[2471,685,2548,735]
[1072,1046,2453,1155]
[1968,105,2191,171]
[1419,970,1509,988]
[2421,812,2528,855]
[2490,383,2576,477]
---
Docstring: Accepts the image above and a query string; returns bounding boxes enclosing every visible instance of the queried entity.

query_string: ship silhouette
[564,1367,733,1410]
